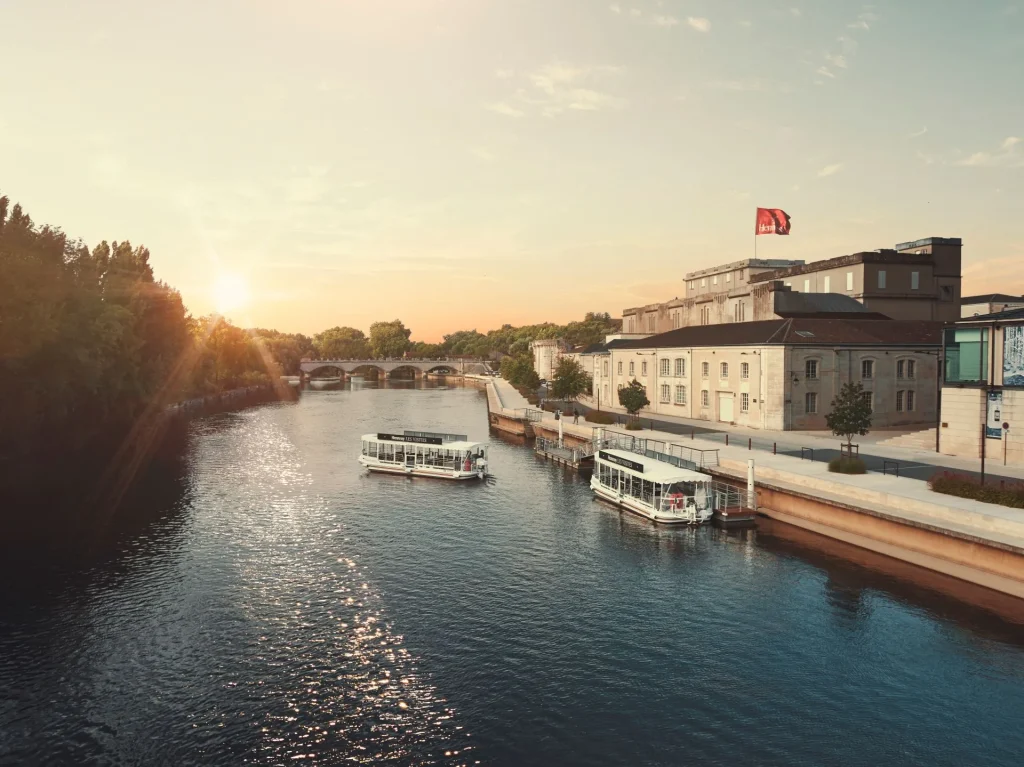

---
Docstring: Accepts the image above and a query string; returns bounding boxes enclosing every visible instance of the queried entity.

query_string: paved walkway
[544,395,1024,484]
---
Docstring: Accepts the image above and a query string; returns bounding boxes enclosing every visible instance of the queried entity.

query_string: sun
[213,273,250,315]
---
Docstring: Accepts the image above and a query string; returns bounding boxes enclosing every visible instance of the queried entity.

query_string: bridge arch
[305,364,346,378]
[388,365,423,380]
[348,364,385,379]
[426,365,457,375]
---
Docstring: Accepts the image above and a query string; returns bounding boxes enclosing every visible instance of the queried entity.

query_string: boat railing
[597,431,720,471]
[536,435,595,463]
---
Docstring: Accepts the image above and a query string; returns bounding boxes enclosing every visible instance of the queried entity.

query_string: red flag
[755,208,792,236]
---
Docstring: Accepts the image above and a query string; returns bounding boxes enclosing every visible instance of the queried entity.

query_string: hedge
[585,411,615,425]
[929,471,1024,509]
[828,457,866,474]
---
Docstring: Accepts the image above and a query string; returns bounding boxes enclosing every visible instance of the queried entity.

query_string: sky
[1,0,1022,341]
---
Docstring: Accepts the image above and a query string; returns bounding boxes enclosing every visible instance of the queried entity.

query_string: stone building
[530,339,569,382]
[584,318,941,431]
[623,237,963,333]
[939,308,1024,467]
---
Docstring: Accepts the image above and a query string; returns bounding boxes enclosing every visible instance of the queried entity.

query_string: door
[718,393,734,423]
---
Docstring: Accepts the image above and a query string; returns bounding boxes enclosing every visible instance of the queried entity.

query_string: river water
[2,382,1023,766]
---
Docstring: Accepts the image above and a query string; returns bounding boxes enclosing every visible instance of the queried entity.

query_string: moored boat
[359,431,489,480]
[591,448,714,524]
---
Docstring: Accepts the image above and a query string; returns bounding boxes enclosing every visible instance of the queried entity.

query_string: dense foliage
[0,194,282,457]
[825,382,873,450]
[550,357,591,403]
[618,379,650,419]
[500,354,541,390]
[827,456,867,474]
[929,472,1024,508]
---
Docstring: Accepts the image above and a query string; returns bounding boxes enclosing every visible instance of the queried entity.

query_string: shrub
[585,410,614,425]
[624,421,643,431]
[828,456,866,474]
[526,394,539,405]
[929,471,1024,509]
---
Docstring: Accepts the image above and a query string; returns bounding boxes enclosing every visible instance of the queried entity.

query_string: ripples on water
[1,382,1023,766]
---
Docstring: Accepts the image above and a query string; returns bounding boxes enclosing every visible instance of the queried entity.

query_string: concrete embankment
[704,444,1024,600]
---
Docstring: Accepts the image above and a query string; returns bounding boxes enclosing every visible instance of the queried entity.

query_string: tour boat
[591,448,714,524]
[359,431,489,480]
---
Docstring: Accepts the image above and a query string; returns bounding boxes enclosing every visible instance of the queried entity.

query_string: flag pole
[754,209,758,260]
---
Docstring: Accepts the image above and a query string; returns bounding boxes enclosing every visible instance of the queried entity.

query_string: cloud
[653,15,679,27]
[630,7,642,17]
[739,19,753,28]
[470,148,495,162]
[847,20,869,30]
[494,68,515,79]
[816,66,836,78]
[707,78,794,94]
[826,53,848,68]
[954,136,1022,167]
[916,151,936,166]
[790,8,802,17]
[487,63,626,118]
[908,127,928,139]
[687,17,711,32]
[609,2,622,13]
[485,101,525,118]
[817,163,844,177]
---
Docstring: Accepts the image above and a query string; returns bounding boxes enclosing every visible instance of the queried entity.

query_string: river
[1,381,1023,766]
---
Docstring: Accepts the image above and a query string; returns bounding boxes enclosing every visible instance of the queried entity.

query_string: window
[675,385,686,405]
[907,390,916,411]
[701,278,707,287]
[896,390,905,412]
[824,276,831,292]
[911,271,920,290]
[660,359,670,376]
[734,301,746,322]
[944,327,989,383]
[907,360,916,379]
[702,362,710,378]
[713,275,718,284]
[861,391,873,412]
[618,361,623,374]
[647,314,655,332]
[862,359,874,379]
[603,360,609,376]
[741,362,750,380]
[672,312,680,329]
[806,359,819,379]
[897,360,905,379]
[805,392,818,414]
[741,393,750,412]
[701,390,710,407]
[720,362,729,378]
[629,361,635,376]
[726,273,732,282]
[941,285,953,301]
[627,317,634,333]
[660,384,670,403]
[804,279,811,293]
[641,361,647,375]
[603,384,608,401]
[878,270,887,289]
[674,358,685,376]
[846,272,854,291]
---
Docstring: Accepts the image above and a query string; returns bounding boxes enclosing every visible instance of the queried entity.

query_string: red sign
[756,208,792,236]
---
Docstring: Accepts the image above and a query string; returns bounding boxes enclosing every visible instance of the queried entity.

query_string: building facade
[586,319,940,431]
[530,339,569,381]
[961,293,1024,318]
[622,237,963,333]
[939,309,1024,467]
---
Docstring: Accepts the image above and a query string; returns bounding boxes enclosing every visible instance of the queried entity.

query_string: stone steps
[877,427,937,449]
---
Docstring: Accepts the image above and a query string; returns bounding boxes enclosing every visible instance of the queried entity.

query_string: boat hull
[591,480,712,525]
[359,458,483,481]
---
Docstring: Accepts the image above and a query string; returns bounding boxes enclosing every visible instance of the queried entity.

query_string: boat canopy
[596,448,709,484]
[362,431,483,451]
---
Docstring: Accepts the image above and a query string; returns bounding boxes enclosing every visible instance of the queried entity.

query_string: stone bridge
[299,359,492,379]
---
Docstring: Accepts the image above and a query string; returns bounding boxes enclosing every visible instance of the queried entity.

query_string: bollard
[773,442,777,455]
[725,434,729,447]
[748,437,752,450]
[692,429,695,440]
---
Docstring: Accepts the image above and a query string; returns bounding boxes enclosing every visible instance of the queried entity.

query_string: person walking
[573,408,579,425]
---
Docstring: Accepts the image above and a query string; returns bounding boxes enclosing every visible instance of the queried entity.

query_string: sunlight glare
[213,273,250,314]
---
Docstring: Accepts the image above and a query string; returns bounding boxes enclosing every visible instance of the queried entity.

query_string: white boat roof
[596,448,710,483]
[362,433,484,450]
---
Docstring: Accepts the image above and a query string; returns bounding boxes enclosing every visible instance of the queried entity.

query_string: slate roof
[611,318,942,349]
[773,291,890,319]
[955,307,1024,323]
[961,294,1024,305]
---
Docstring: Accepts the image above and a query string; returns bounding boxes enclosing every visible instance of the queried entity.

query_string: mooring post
[747,459,756,510]
[748,437,752,450]
[725,434,729,447]
[773,442,777,455]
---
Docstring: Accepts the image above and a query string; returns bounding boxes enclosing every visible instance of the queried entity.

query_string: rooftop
[894,236,962,251]
[598,448,710,483]
[612,318,943,349]
[749,250,933,283]
[773,291,890,319]
[953,307,1024,324]
[962,293,1024,305]
[684,258,804,280]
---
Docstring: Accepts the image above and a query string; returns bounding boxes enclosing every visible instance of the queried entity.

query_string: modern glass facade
[943,327,989,384]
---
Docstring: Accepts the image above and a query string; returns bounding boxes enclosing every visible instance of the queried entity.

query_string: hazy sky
[2,0,1022,340]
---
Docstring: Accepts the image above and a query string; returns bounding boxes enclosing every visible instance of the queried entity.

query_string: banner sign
[599,451,644,472]
[377,433,443,445]
[1004,326,1024,387]
[755,208,792,236]
[986,391,1003,440]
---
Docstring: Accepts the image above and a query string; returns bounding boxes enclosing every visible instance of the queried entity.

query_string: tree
[550,357,590,404]
[825,381,874,451]
[314,326,369,359]
[500,353,540,389]
[618,379,650,421]
[369,320,411,359]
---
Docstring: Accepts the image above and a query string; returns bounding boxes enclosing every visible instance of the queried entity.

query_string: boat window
[642,480,654,504]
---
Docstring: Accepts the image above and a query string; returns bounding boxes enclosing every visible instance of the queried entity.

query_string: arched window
[720,362,729,378]
[861,359,875,379]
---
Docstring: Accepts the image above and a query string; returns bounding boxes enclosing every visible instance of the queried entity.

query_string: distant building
[961,293,1024,318]
[939,308,1024,466]
[530,339,569,381]
[585,318,941,431]
[623,237,963,332]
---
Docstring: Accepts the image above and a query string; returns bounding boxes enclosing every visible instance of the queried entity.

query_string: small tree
[550,357,590,405]
[617,379,650,423]
[825,381,873,452]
